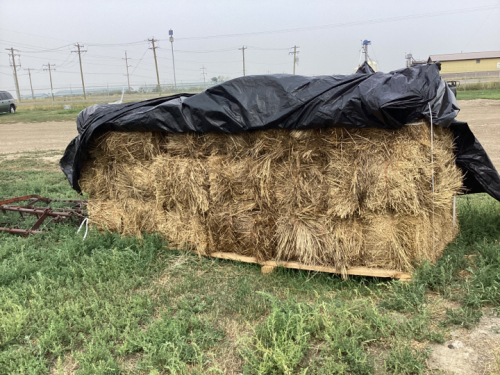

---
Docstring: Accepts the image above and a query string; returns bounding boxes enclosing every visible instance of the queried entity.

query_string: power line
[0,40,73,54]
[173,47,239,54]
[85,41,145,47]
[173,4,500,41]
[130,48,149,76]
[247,46,290,51]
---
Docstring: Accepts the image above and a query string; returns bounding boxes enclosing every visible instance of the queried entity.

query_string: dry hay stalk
[274,214,363,276]
[79,158,117,200]
[80,120,463,276]
[151,155,209,214]
[162,208,209,255]
[86,200,124,233]
[207,156,274,260]
[362,206,457,271]
[90,131,164,161]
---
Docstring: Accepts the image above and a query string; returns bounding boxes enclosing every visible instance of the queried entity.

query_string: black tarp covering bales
[60,63,500,201]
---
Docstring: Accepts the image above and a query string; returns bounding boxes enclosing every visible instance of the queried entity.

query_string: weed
[442,307,483,329]
[379,281,426,313]
[1,153,500,374]
[384,343,429,375]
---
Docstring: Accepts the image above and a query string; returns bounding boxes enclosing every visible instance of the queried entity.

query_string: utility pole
[169,29,177,91]
[361,40,371,63]
[201,66,207,88]
[289,46,300,75]
[42,63,56,109]
[148,37,161,95]
[24,68,35,103]
[123,51,131,93]
[72,43,87,99]
[6,48,21,102]
[239,45,247,76]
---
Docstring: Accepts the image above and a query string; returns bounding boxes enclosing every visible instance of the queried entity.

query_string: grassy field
[1,151,500,374]
[1,88,499,125]
[457,89,500,101]
[0,95,160,125]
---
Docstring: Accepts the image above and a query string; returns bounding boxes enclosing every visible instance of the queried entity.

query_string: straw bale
[164,133,207,158]
[162,208,209,254]
[361,207,457,271]
[80,121,463,275]
[151,155,209,214]
[110,162,155,201]
[273,152,329,213]
[86,200,124,233]
[274,213,364,276]
[90,131,164,161]
[87,198,169,238]
[79,158,117,200]
[207,156,275,260]
[201,132,255,158]
[120,199,166,237]
[325,146,359,218]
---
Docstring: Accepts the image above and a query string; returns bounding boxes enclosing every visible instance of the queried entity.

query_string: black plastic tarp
[60,62,500,201]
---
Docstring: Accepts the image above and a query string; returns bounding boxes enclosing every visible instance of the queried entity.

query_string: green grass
[0,106,86,124]
[1,152,500,374]
[0,90,202,124]
[457,88,500,100]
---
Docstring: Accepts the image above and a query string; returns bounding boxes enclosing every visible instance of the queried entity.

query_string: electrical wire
[174,4,500,40]
[130,49,149,76]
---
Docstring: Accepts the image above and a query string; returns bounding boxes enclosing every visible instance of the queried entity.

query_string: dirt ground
[0,99,498,168]
[428,308,500,375]
[457,99,500,170]
[0,121,78,154]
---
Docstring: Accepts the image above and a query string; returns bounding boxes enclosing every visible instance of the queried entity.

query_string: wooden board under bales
[209,252,411,280]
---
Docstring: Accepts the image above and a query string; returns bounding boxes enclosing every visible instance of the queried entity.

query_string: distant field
[0,91,197,124]
[457,89,500,100]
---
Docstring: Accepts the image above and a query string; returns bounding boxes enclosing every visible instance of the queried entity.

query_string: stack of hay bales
[80,122,462,275]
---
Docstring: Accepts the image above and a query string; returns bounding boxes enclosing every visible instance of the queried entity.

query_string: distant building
[427,51,500,80]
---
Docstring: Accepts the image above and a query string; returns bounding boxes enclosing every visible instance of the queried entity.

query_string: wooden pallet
[209,252,411,280]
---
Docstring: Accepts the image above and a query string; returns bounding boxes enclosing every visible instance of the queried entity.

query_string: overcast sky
[1,0,499,97]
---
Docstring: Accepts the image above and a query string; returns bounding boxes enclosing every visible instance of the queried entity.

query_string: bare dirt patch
[457,99,500,170]
[428,309,500,375]
[0,121,77,154]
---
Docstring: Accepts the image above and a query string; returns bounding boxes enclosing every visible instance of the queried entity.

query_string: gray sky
[1,0,499,97]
